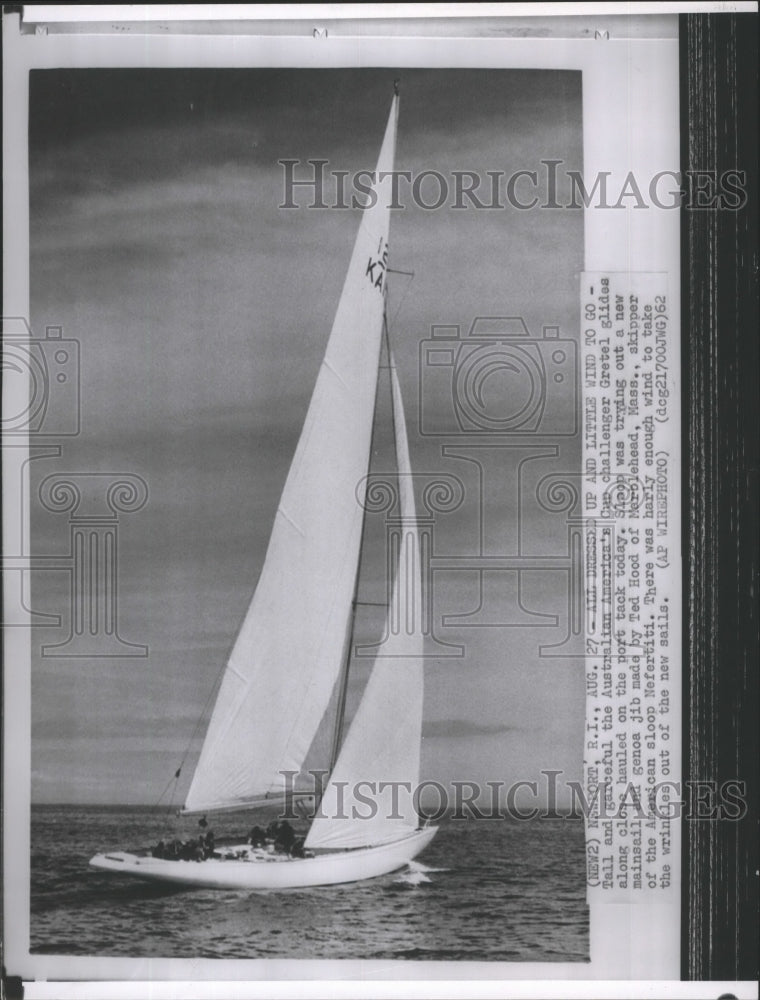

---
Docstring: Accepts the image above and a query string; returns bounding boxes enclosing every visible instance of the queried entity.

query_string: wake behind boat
[89,87,438,891]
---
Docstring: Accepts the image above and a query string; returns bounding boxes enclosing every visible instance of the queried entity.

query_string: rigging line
[163,606,245,806]
[155,771,184,836]
[384,302,403,643]
[164,787,182,832]
[384,312,401,525]
[154,769,180,809]
[170,672,220,790]
[387,269,415,334]
[326,304,390,779]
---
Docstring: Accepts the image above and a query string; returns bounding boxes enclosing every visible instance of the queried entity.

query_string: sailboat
[89,89,438,889]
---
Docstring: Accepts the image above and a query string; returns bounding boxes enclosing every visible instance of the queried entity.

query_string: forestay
[184,95,400,814]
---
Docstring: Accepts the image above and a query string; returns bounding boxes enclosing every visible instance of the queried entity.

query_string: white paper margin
[2,5,701,996]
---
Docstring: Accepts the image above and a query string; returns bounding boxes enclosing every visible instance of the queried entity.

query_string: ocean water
[31,805,588,962]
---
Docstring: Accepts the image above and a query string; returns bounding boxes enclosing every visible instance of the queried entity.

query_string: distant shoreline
[31,802,584,819]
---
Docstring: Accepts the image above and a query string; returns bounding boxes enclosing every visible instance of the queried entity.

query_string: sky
[28,67,584,807]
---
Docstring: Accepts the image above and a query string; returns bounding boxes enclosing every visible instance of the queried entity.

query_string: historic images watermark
[1,316,148,654]
[1,317,81,437]
[354,314,585,660]
[279,160,748,211]
[418,317,576,436]
[277,770,748,824]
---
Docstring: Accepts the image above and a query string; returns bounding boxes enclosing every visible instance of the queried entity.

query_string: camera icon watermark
[1,317,80,436]
[419,317,577,436]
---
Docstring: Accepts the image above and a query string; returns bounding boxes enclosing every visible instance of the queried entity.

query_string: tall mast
[304,276,426,853]
[328,305,393,775]
[326,86,400,778]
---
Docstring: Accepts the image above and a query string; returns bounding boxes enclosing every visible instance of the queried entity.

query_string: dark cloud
[30,68,581,210]
[30,67,580,149]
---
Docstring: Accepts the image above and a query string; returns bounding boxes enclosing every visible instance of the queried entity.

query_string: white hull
[89,826,437,890]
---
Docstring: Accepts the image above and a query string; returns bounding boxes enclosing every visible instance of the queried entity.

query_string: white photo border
[2,5,693,995]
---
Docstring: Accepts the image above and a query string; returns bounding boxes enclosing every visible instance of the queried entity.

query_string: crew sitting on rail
[203,830,216,858]
[152,837,183,859]
[248,825,266,848]
[289,836,307,858]
[273,820,296,853]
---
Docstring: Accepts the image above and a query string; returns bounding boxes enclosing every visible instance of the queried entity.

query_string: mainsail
[305,355,425,850]
[184,94,400,814]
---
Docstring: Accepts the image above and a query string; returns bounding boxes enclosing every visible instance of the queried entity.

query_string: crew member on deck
[275,820,296,853]
[204,830,216,858]
[289,836,306,858]
[248,825,266,848]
